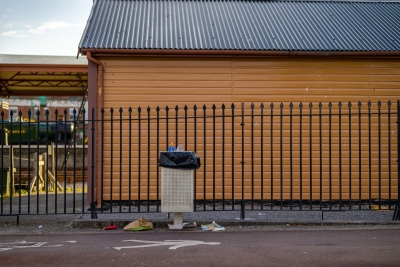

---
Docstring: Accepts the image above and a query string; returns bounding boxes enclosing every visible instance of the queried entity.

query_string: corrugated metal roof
[79,0,400,51]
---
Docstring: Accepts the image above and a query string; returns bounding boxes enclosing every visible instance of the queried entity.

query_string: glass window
[9,107,18,122]
[33,107,39,119]
[69,108,77,121]
[43,107,50,120]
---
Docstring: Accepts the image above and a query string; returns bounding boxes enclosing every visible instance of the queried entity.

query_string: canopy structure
[0,54,88,97]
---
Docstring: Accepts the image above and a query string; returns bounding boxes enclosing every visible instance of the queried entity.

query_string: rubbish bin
[0,167,11,195]
[158,151,201,170]
[158,151,200,228]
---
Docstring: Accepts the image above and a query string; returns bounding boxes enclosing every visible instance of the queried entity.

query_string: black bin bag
[158,152,201,170]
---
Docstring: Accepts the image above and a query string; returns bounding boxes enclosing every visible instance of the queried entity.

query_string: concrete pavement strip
[1,212,400,237]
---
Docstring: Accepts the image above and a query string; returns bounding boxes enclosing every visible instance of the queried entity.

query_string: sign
[1,101,9,110]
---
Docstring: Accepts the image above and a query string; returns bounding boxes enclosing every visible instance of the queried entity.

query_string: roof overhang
[0,55,88,97]
[80,48,400,58]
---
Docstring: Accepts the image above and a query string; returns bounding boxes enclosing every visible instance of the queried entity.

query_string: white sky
[0,0,93,56]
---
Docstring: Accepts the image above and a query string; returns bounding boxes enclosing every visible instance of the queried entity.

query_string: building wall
[0,97,86,121]
[97,56,400,202]
[101,56,399,107]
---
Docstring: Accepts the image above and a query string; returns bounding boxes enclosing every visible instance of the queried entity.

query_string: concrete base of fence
[71,219,400,230]
[72,210,400,229]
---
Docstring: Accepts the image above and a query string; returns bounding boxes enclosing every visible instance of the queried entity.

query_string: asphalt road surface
[1,229,399,267]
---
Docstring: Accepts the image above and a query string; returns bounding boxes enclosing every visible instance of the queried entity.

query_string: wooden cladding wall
[102,56,400,107]
[98,56,400,202]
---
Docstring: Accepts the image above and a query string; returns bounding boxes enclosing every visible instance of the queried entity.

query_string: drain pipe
[86,51,104,106]
[85,51,104,211]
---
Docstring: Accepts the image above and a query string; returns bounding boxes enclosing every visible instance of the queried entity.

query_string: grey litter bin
[158,151,201,227]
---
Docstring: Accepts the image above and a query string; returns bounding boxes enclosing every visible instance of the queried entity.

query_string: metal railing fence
[1,100,399,220]
[95,100,399,215]
[0,109,88,217]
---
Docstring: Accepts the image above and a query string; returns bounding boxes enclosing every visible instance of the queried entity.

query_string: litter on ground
[124,218,153,231]
[201,221,225,231]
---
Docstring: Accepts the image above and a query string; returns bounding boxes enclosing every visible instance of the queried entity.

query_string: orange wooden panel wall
[98,56,400,201]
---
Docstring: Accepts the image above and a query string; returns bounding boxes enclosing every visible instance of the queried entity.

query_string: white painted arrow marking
[0,240,75,252]
[114,239,221,250]
[0,241,49,249]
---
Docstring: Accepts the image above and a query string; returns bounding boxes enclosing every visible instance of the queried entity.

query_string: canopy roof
[0,54,88,97]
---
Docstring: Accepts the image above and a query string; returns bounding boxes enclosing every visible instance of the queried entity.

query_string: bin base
[168,212,183,229]
[168,213,197,230]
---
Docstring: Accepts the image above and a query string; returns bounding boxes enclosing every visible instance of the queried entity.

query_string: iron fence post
[393,100,400,220]
[398,100,400,212]
[348,102,352,210]
[1,111,4,215]
[240,103,245,220]
[90,108,97,219]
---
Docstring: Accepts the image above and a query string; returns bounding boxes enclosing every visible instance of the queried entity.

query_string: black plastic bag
[158,152,201,170]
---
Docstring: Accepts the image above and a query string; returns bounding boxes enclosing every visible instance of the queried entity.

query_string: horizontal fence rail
[97,100,399,214]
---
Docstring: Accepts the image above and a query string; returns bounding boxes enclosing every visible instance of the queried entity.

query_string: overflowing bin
[158,151,200,228]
